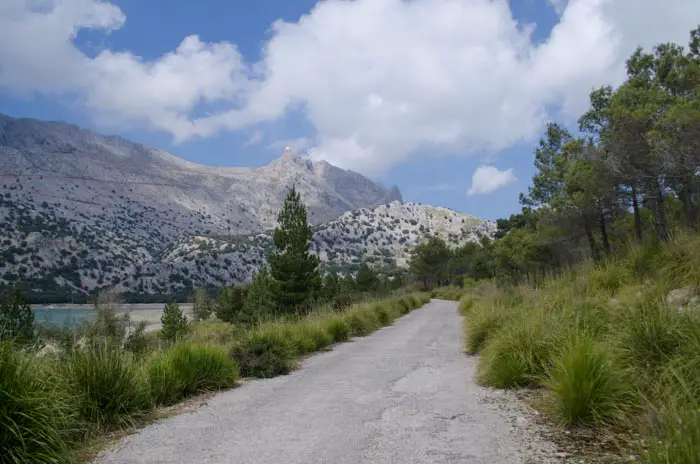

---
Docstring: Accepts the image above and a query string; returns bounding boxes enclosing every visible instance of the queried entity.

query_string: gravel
[95,299,562,464]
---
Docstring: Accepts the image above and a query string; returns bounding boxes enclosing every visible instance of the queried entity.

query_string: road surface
[96,300,559,464]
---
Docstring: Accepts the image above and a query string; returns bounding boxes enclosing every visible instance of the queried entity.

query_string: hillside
[0,115,493,301]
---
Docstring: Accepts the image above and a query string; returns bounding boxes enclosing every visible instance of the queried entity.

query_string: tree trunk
[599,208,611,255]
[681,181,697,230]
[653,181,670,242]
[584,222,599,261]
[631,184,643,243]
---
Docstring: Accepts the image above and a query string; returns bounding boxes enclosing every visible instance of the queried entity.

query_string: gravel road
[96,299,561,464]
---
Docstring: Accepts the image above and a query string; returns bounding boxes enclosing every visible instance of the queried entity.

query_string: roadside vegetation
[425,27,700,463]
[0,186,430,463]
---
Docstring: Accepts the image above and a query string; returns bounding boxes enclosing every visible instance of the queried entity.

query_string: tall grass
[63,343,152,432]
[0,343,77,464]
[458,234,700,458]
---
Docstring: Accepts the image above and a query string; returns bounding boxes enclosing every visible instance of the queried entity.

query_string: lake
[30,304,182,328]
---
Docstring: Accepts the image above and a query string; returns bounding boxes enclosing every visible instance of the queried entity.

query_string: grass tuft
[544,333,637,426]
[64,343,152,432]
[167,343,239,396]
[0,343,78,464]
[230,325,297,378]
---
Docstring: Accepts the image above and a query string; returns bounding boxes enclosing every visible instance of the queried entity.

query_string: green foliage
[268,186,321,314]
[0,288,35,343]
[355,263,379,293]
[63,344,152,431]
[215,285,246,324]
[160,301,188,342]
[0,343,77,464]
[191,288,214,322]
[544,334,637,426]
[146,352,184,406]
[243,269,276,320]
[322,315,350,343]
[230,325,297,378]
[409,237,452,289]
[477,313,560,388]
[167,343,239,396]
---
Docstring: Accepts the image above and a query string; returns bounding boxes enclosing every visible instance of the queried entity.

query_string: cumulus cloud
[1,0,700,174]
[467,165,517,197]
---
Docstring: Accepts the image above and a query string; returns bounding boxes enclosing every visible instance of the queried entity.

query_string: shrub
[374,303,393,325]
[0,288,35,343]
[477,314,559,388]
[160,301,188,342]
[544,334,637,426]
[618,294,682,374]
[586,262,632,295]
[0,343,77,463]
[287,321,333,355]
[168,343,239,396]
[64,344,152,431]
[146,352,184,406]
[230,325,296,378]
[464,303,509,354]
[345,309,376,337]
[458,295,475,316]
[323,316,350,343]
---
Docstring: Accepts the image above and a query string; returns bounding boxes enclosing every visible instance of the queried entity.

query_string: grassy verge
[1,292,429,462]
[457,232,700,462]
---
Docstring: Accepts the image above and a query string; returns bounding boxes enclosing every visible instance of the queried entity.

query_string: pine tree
[355,263,379,293]
[243,269,276,320]
[268,186,321,314]
[160,300,188,342]
[215,285,246,323]
[322,271,340,303]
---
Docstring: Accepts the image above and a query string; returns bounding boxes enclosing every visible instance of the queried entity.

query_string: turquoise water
[32,308,96,327]
[32,306,165,327]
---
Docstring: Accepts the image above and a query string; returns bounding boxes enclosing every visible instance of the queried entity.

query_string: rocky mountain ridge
[0,114,495,302]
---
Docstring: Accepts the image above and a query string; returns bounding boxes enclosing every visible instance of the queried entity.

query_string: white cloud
[467,165,517,196]
[1,0,700,174]
[245,130,263,146]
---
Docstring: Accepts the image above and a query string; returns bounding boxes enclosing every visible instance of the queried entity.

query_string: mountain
[0,114,401,239]
[0,114,494,302]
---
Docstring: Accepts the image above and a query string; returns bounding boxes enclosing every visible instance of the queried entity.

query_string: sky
[1,0,699,221]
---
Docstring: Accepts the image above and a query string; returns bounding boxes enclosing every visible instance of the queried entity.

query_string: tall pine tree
[269,186,321,314]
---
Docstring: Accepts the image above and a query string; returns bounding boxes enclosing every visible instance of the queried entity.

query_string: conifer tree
[160,300,188,342]
[268,186,321,314]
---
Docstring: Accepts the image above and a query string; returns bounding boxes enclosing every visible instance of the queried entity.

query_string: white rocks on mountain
[0,114,494,299]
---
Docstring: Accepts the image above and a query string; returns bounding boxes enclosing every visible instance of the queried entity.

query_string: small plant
[230,325,296,378]
[544,333,637,426]
[323,316,350,342]
[146,352,184,406]
[0,342,77,463]
[160,301,189,342]
[168,343,239,396]
[64,343,152,431]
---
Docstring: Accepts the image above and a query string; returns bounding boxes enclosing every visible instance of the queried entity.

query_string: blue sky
[1,0,698,221]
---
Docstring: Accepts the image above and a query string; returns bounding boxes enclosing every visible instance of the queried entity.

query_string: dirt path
[96,300,561,464]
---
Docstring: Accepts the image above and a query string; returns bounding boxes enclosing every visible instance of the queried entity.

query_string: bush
[146,352,184,406]
[544,334,637,426]
[230,325,296,378]
[64,344,152,431]
[287,321,333,355]
[374,303,394,325]
[168,343,239,396]
[477,314,559,388]
[345,309,376,337]
[160,301,188,342]
[323,316,350,343]
[464,303,509,354]
[458,295,475,316]
[645,393,700,464]
[586,262,632,295]
[0,288,35,343]
[0,343,77,463]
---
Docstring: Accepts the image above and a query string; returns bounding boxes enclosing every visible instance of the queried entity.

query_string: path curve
[96,300,560,464]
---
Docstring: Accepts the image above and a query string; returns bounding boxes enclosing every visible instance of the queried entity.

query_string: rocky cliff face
[0,114,492,301]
